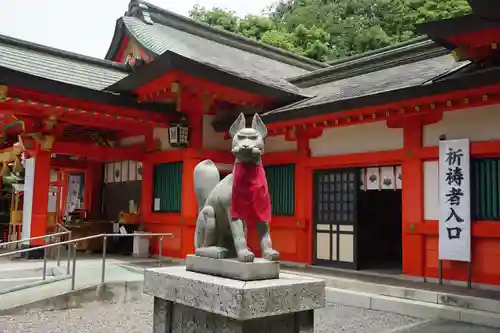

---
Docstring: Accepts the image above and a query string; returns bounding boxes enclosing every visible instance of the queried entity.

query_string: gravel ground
[390,320,500,333]
[0,296,421,333]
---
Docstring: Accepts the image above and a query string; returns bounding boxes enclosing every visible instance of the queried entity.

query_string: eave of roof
[0,66,178,116]
[0,33,132,92]
[105,0,328,71]
[416,14,500,50]
[107,51,308,103]
[289,37,449,87]
[262,58,500,124]
[1,34,130,72]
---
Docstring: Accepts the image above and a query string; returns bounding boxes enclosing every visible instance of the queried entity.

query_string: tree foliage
[189,0,471,62]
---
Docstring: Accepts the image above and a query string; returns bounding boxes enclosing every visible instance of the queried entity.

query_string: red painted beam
[0,103,158,135]
[51,158,89,170]
[53,141,144,161]
[265,83,500,133]
[6,87,173,125]
[135,70,269,107]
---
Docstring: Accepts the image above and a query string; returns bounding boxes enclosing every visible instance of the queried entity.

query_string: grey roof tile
[122,16,309,96]
[0,35,130,91]
[266,54,462,115]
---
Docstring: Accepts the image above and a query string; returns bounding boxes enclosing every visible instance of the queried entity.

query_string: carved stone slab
[143,266,325,321]
[185,254,280,281]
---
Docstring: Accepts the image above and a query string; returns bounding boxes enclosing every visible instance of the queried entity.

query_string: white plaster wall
[424,105,500,146]
[424,161,439,220]
[153,128,174,151]
[119,135,145,147]
[310,122,403,157]
[202,115,231,151]
[265,135,297,153]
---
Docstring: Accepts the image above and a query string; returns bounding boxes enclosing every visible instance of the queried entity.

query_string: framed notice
[438,138,471,262]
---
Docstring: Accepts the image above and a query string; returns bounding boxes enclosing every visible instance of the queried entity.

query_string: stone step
[283,269,500,316]
[326,287,500,329]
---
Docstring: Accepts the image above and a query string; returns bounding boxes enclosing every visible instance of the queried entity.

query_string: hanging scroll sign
[438,138,471,262]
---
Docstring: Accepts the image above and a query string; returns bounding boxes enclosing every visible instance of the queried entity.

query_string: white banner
[438,139,471,262]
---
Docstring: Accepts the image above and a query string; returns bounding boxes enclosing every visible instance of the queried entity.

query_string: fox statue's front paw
[262,248,280,262]
[237,248,255,262]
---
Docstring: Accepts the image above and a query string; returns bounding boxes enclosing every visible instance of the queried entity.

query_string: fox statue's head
[229,113,267,164]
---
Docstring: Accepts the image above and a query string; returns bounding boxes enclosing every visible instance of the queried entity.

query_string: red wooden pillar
[295,138,312,264]
[180,93,204,258]
[85,162,103,219]
[401,119,425,277]
[30,149,51,246]
[140,159,154,223]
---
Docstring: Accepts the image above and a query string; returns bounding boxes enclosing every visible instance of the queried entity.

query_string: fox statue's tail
[193,160,221,213]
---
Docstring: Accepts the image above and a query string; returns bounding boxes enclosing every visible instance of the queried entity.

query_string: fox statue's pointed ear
[251,113,268,138]
[229,113,246,138]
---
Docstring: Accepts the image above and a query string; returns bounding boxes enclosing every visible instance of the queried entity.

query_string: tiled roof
[263,50,466,120]
[0,34,130,91]
[121,16,308,96]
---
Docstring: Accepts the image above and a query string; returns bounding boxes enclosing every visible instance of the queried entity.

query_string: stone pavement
[0,257,145,312]
[0,295,418,333]
[0,258,499,332]
[0,296,497,333]
[388,320,499,333]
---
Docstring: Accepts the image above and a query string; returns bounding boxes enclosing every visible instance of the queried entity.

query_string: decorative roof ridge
[290,37,449,88]
[0,34,131,73]
[125,0,328,71]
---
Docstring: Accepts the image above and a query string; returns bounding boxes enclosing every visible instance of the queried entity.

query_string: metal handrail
[0,232,173,290]
[0,231,70,248]
[55,222,73,274]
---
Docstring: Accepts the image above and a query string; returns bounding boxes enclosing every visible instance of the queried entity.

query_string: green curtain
[471,158,500,221]
[153,162,183,213]
[265,164,295,216]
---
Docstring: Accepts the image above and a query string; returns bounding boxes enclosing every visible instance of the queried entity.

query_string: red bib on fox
[231,162,271,223]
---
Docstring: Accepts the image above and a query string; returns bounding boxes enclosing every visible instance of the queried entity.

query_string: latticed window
[152,162,183,213]
[471,158,500,221]
[264,164,295,216]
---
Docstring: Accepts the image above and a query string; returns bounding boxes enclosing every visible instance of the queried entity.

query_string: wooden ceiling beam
[52,141,144,161]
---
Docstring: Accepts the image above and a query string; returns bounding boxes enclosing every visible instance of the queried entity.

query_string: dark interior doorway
[357,189,402,272]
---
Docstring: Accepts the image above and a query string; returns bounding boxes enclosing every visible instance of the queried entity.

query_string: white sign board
[21,158,36,243]
[153,198,161,212]
[438,139,471,262]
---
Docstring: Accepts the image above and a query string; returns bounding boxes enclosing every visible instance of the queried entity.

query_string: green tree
[189,0,472,61]
[189,5,239,32]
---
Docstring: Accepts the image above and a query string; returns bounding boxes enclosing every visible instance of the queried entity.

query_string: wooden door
[313,168,359,269]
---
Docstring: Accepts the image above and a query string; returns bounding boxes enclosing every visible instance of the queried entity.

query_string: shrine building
[2,0,500,288]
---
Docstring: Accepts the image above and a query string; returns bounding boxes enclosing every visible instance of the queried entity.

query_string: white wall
[153,128,174,151]
[119,135,145,147]
[202,115,231,151]
[424,105,500,146]
[423,161,439,220]
[310,122,403,157]
[265,135,297,153]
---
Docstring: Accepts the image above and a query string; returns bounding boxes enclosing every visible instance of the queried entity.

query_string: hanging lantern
[168,117,189,148]
[1,163,11,177]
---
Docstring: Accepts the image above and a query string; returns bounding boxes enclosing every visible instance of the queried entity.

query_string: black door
[313,168,359,269]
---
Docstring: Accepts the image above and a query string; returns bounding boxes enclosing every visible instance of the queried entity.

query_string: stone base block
[185,254,280,281]
[144,266,325,333]
[153,298,315,333]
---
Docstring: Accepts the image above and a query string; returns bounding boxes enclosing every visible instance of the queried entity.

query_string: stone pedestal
[144,266,325,333]
[185,254,280,281]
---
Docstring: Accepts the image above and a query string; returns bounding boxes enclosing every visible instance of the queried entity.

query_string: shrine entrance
[313,166,403,272]
[313,168,359,269]
[357,165,402,272]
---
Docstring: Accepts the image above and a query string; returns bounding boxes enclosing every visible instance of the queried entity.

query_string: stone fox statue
[193,113,280,263]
